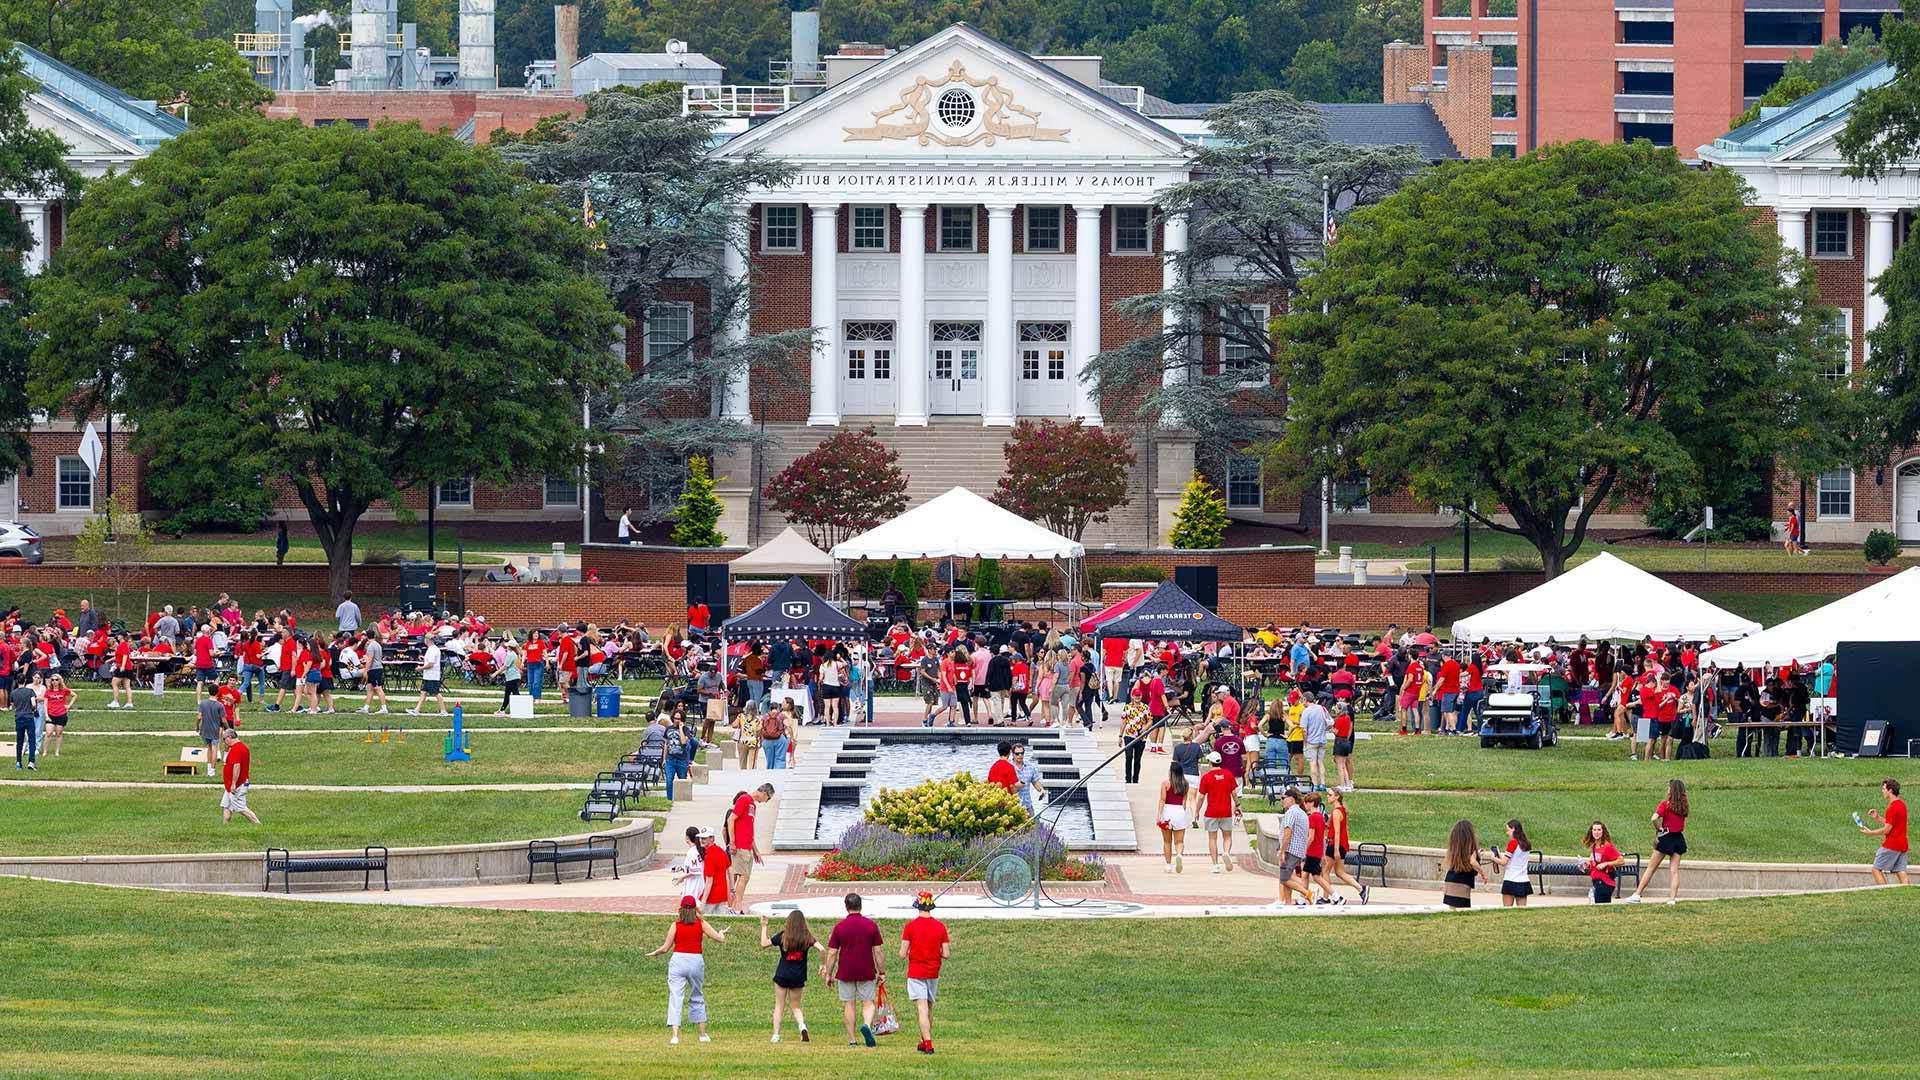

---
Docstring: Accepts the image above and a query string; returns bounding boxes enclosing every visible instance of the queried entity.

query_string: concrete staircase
[746,419,1158,546]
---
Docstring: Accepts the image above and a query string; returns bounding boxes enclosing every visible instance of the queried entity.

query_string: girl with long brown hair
[1441,819,1488,909]
[759,909,823,1042]
[1583,820,1626,903]
[1631,778,1689,903]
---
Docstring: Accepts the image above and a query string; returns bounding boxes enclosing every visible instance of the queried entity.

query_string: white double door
[929,321,983,415]
[1900,460,1920,541]
[1017,321,1073,417]
[841,321,896,416]
[845,319,1073,418]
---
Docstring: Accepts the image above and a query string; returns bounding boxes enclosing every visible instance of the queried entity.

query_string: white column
[17,199,48,275]
[1160,209,1189,425]
[896,202,929,426]
[1072,204,1103,426]
[1866,209,1896,357]
[808,202,840,427]
[719,203,752,422]
[1776,207,1808,258]
[984,203,1017,426]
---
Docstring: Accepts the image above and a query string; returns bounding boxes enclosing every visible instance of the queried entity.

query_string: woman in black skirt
[1441,819,1489,909]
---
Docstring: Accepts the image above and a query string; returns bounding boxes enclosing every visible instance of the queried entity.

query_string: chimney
[349,0,386,89]
[790,9,819,82]
[825,42,893,87]
[1382,40,1427,104]
[459,0,497,89]
[554,4,578,93]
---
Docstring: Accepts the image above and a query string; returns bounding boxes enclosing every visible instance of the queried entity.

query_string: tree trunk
[324,526,356,601]
[1540,543,1565,579]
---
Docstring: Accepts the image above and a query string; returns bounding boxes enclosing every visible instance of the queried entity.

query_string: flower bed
[812,822,1107,883]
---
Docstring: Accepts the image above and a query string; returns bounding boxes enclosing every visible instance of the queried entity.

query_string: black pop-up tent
[721,575,867,642]
[1093,580,1242,642]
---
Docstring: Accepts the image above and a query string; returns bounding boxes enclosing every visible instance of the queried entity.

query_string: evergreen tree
[671,455,726,547]
[1169,475,1230,549]
[972,557,1004,621]
[889,558,920,617]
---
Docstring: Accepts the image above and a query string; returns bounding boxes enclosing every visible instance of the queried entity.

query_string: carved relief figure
[844,60,1070,146]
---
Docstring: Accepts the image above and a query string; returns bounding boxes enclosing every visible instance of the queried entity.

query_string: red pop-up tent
[1079,590,1148,634]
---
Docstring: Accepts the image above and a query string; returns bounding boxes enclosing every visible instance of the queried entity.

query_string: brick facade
[1385,42,1493,158]
[262,91,584,144]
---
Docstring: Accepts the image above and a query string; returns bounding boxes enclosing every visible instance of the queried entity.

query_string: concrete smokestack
[350,0,386,89]
[554,5,578,94]
[791,9,820,82]
[459,0,497,89]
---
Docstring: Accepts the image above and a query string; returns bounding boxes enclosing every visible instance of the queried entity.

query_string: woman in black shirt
[760,910,822,1043]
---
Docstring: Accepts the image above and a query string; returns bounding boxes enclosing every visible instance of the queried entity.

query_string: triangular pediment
[26,95,142,162]
[718,24,1191,165]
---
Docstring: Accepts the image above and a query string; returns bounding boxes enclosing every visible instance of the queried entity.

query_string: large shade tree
[1276,139,1866,576]
[32,117,624,596]
[0,36,76,479]
[0,0,267,120]
[497,88,811,520]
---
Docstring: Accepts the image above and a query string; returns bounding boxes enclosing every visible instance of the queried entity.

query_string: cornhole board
[163,746,208,776]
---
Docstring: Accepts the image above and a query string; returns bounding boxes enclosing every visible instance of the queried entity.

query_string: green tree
[0,0,268,120]
[0,37,76,478]
[887,557,920,615]
[971,557,1003,621]
[1277,140,1865,577]
[496,89,810,517]
[1169,474,1229,549]
[1284,39,1343,102]
[991,419,1135,541]
[670,454,726,546]
[73,491,154,623]
[32,117,624,597]
[1734,25,1884,126]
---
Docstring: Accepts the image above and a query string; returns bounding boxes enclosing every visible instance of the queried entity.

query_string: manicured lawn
[49,683,665,731]
[1345,527,1912,574]
[0,789,646,855]
[0,589,335,625]
[134,525,567,562]
[0,879,1911,1078]
[1697,591,1836,628]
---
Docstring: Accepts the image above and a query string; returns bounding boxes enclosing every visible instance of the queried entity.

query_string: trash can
[568,685,593,719]
[594,684,622,718]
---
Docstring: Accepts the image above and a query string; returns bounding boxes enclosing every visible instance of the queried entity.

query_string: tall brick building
[1415,0,1900,159]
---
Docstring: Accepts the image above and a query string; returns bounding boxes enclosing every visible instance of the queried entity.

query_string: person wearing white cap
[1196,751,1240,873]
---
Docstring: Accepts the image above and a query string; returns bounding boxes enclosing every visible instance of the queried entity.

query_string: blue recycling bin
[594,684,622,718]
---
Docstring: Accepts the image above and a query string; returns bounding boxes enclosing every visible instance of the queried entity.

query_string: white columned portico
[720,203,752,422]
[896,202,930,426]
[1159,211,1189,421]
[1776,208,1808,258]
[17,198,49,275]
[984,203,1017,427]
[808,202,840,426]
[1072,204,1103,425]
[1866,209,1896,358]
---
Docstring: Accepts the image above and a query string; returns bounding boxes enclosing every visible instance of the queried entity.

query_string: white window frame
[1024,205,1063,252]
[938,206,976,252]
[1816,469,1854,521]
[760,204,801,253]
[1225,455,1263,510]
[850,205,889,252]
[644,301,693,366]
[1812,209,1852,259]
[1111,206,1152,254]
[1334,477,1372,514]
[1220,304,1271,387]
[1822,308,1853,381]
[543,474,582,510]
[55,455,92,511]
[436,477,474,508]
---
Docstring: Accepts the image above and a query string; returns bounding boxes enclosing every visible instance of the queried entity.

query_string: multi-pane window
[761,205,800,252]
[1334,478,1372,513]
[1025,206,1062,252]
[1112,206,1151,253]
[851,206,888,251]
[1817,469,1853,519]
[437,477,473,507]
[1822,310,1853,380]
[939,206,975,251]
[1221,305,1270,383]
[1491,142,1518,159]
[645,303,692,365]
[1226,456,1262,510]
[56,456,91,510]
[1813,210,1852,257]
[543,474,580,509]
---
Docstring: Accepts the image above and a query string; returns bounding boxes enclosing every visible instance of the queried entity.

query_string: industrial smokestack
[350,0,386,89]
[791,9,820,83]
[459,0,497,89]
[554,5,578,94]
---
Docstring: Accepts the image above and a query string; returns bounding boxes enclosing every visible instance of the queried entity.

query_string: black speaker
[397,560,437,613]
[685,565,731,625]
[1174,565,1219,611]
[1836,641,1920,754]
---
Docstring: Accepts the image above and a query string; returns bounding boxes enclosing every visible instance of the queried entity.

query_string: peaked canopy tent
[721,576,867,642]
[729,527,835,578]
[1701,567,1920,670]
[829,487,1087,619]
[1092,581,1242,642]
[1079,589,1147,634]
[1451,552,1761,644]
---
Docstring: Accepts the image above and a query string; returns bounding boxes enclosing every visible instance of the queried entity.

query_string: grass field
[1346,525,1915,573]
[0,788,647,855]
[1,589,337,625]
[37,524,567,564]
[43,682,666,731]
[0,877,1910,1078]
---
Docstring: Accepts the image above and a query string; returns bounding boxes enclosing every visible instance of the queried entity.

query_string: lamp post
[1427,543,1438,629]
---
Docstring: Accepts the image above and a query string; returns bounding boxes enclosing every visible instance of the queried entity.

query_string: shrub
[1086,563,1167,589]
[1864,529,1902,566]
[815,821,1107,882]
[865,772,1030,840]
[1169,473,1229,549]
[1006,563,1058,600]
[972,557,1003,620]
[991,419,1135,540]
[671,455,726,547]
[766,427,909,550]
[852,558,933,603]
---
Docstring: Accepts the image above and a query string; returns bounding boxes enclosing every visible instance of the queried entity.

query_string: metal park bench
[265,846,390,894]
[527,835,620,884]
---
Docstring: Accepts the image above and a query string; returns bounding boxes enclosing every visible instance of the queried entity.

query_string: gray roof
[1314,103,1459,160]
[576,52,724,72]
[14,42,187,151]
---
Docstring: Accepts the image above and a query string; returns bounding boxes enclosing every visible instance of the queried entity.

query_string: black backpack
[1677,740,1709,760]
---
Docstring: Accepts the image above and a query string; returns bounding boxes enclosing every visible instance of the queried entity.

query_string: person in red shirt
[648,896,727,1045]
[1654,674,1682,762]
[1584,820,1626,903]
[1302,791,1338,903]
[726,784,774,912]
[220,726,260,824]
[523,633,547,700]
[1864,778,1910,885]
[1435,654,1463,733]
[1331,703,1357,791]
[42,674,73,758]
[213,674,244,727]
[898,892,951,1055]
[1196,752,1240,872]
[698,830,732,914]
[1630,778,1688,903]
[192,626,217,700]
[269,632,299,714]
[986,741,1020,794]
[104,634,133,710]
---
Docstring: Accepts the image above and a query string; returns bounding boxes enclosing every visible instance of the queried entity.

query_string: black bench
[265,846,390,894]
[615,756,661,801]
[1247,762,1312,803]
[1345,842,1389,886]
[527,835,620,884]
[581,772,625,822]
[1532,852,1642,896]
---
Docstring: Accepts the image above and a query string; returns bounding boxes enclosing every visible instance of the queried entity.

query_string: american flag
[1325,215,1338,246]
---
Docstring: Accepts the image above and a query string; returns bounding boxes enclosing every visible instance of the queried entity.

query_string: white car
[0,521,44,564]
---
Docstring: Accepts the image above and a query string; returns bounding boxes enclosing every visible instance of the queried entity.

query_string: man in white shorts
[220,726,260,825]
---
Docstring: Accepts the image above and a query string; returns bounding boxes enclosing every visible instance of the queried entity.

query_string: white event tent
[829,487,1086,616]
[1451,552,1761,643]
[1701,566,1920,670]
[728,526,834,577]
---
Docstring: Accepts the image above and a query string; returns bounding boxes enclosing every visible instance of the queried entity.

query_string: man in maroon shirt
[822,893,886,1047]
[220,726,260,825]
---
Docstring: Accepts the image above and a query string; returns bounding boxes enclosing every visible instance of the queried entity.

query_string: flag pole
[1319,175,1332,558]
